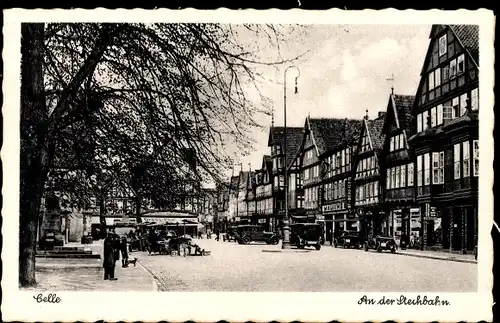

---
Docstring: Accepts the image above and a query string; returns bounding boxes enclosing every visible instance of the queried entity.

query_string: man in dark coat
[103,233,117,280]
[120,236,129,268]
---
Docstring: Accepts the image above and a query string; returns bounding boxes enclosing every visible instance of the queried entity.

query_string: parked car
[290,223,322,250]
[235,225,280,245]
[334,231,363,249]
[364,235,397,253]
[39,230,64,250]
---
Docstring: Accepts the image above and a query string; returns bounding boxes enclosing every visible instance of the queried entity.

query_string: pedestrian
[113,234,121,267]
[103,232,117,280]
[216,230,220,241]
[120,236,129,268]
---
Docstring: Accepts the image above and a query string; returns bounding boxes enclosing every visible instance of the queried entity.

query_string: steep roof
[391,94,416,136]
[308,118,363,156]
[449,24,479,67]
[365,116,385,152]
[268,126,304,168]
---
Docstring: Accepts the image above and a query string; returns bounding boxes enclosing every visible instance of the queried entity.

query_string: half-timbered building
[408,24,479,253]
[352,112,386,239]
[379,93,419,240]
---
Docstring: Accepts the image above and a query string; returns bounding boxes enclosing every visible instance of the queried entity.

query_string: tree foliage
[21,22,307,286]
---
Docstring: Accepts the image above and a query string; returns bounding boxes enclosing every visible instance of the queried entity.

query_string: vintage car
[235,225,280,245]
[364,235,397,253]
[290,223,322,250]
[334,230,362,249]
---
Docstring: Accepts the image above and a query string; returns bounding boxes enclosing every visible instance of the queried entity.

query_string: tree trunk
[135,196,143,223]
[99,196,106,238]
[19,23,51,287]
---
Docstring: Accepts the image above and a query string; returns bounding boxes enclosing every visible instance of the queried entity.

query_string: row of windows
[256,184,272,197]
[417,88,479,132]
[386,163,414,190]
[304,186,320,208]
[355,156,379,179]
[255,198,273,214]
[255,172,270,185]
[272,145,281,156]
[355,181,379,205]
[428,53,465,91]
[323,179,347,201]
[273,175,284,189]
[303,165,320,181]
[389,133,406,152]
[324,147,351,178]
[416,140,479,187]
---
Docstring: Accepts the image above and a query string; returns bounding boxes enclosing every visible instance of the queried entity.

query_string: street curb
[137,261,163,291]
[395,252,477,264]
[262,249,312,253]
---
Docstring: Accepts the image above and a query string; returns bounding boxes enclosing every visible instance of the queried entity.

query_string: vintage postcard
[2,8,495,322]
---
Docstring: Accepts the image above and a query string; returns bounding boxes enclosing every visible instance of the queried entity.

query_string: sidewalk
[31,241,158,291]
[396,248,477,264]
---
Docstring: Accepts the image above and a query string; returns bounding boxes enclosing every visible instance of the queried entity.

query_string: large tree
[20,22,306,287]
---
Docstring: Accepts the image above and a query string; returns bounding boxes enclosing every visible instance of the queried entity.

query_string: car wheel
[391,247,396,253]
[377,246,382,253]
[242,236,251,244]
[334,242,337,248]
[315,244,321,251]
[364,243,369,252]
[271,237,279,245]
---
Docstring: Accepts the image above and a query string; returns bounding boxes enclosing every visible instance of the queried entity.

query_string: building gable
[415,24,479,110]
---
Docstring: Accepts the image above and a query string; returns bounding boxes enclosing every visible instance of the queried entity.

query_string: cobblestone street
[138,239,477,292]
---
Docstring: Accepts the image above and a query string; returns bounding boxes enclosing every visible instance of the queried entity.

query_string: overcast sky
[218,24,431,182]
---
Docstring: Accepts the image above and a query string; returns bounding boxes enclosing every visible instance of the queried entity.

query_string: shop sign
[316,215,325,221]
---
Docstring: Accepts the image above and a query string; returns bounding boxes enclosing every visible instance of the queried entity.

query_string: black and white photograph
[2,9,494,323]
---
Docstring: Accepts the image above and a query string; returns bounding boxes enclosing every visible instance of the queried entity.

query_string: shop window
[454,144,461,179]
[463,142,470,177]
[386,168,391,189]
[473,140,479,176]
[471,88,479,111]
[439,34,447,56]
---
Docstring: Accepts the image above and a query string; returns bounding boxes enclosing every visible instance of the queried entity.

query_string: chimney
[378,111,387,119]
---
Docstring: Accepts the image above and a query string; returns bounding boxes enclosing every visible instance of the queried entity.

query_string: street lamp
[282,65,300,249]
